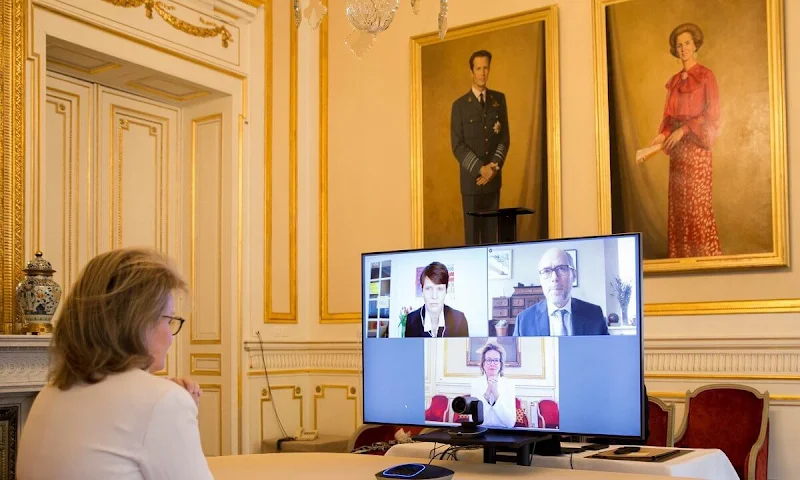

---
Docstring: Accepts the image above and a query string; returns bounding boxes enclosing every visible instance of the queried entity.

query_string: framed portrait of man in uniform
[410,7,563,249]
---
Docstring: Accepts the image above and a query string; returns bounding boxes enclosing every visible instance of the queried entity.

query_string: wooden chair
[674,384,769,480]
[646,396,675,447]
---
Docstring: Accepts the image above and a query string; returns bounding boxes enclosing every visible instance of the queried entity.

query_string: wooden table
[207,452,697,480]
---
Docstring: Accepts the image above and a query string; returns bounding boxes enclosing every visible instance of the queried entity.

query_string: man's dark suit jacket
[404,305,469,338]
[450,89,510,195]
[512,298,609,336]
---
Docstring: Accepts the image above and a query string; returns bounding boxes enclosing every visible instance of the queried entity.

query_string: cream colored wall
[22,0,252,457]
[11,0,800,475]
[263,0,800,477]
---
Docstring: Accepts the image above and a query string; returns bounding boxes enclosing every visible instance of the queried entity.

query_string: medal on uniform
[493,121,501,134]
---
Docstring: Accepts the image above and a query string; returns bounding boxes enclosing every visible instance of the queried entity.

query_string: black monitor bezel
[359,232,645,441]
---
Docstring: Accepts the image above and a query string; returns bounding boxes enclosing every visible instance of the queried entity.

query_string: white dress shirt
[17,368,213,480]
[547,298,573,336]
[469,375,517,429]
[472,86,487,104]
[423,308,446,337]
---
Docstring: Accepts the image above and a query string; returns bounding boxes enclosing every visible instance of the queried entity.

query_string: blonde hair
[478,342,506,377]
[49,247,187,390]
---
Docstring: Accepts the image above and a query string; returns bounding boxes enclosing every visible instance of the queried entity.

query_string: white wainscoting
[645,335,800,480]
[243,341,361,454]
[242,338,800,477]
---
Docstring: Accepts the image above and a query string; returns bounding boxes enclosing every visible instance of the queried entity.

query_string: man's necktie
[559,309,570,336]
[479,92,485,109]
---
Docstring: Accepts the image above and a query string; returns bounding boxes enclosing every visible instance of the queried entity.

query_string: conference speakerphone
[376,464,455,480]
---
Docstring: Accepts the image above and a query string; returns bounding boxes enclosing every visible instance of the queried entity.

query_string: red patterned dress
[657,63,722,258]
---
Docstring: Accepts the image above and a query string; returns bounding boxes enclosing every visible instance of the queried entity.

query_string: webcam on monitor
[447,396,488,438]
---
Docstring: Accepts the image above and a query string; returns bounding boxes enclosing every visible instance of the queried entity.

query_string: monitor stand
[413,430,561,466]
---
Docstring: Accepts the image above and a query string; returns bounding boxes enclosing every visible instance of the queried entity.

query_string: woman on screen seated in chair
[469,342,516,429]
[17,248,213,480]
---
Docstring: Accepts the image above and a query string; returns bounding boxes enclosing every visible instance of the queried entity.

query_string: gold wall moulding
[1,0,26,334]
[101,0,234,48]
[644,298,800,316]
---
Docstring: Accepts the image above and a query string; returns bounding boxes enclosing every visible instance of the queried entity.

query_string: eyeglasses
[162,315,185,336]
[483,358,502,364]
[539,265,573,279]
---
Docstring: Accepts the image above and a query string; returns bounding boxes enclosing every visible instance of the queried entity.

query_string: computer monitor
[361,233,644,440]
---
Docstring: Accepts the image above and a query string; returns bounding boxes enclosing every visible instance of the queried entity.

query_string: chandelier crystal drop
[344,0,400,57]
[303,0,328,30]
[293,0,449,57]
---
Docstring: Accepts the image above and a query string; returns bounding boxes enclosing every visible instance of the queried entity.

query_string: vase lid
[23,251,56,275]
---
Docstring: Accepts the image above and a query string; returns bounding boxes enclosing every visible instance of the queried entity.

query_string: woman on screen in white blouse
[17,248,213,480]
[469,342,517,429]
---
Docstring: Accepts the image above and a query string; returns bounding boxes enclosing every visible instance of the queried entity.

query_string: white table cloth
[207,452,697,480]
[385,441,739,480]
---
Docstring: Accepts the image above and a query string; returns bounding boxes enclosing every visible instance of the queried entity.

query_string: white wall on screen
[364,247,489,337]
[487,239,609,317]
[425,337,559,401]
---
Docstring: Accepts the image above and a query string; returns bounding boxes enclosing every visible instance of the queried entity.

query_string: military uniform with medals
[450,89,510,245]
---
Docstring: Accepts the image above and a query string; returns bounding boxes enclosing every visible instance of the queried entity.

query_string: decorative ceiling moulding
[100,0,234,47]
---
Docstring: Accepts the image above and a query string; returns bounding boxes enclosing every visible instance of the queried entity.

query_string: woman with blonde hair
[469,341,516,429]
[17,247,213,480]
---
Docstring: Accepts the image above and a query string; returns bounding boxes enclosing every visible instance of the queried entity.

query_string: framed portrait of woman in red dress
[593,0,787,273]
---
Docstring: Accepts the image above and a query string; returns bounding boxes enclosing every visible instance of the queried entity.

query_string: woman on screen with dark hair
[470,342,516,428]
[404,262,469,337]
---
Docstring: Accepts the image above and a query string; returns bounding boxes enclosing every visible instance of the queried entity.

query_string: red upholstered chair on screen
[674,384,769,480]
[515,398,529,427]
[646,396,675,447]
[425,395,449,422]
[537,400,559,429]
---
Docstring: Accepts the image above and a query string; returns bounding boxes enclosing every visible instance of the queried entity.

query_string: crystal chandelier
[294,0,449,57]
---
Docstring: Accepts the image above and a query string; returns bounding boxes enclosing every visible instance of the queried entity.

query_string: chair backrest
[347,424,427,454]
[538,399,560,429]
[645,396,675,447]
[425,395,449,422]
[674,384,769,480]
[514,397,529,427]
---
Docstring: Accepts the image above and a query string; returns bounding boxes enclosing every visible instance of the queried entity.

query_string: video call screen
[361,234,644,438]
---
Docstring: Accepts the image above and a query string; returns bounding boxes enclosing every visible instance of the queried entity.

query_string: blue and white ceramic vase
[15,251,62,334]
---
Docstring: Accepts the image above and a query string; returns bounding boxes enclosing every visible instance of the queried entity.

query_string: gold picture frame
[0,0,27,334]
[410,6,562,248]
[593,0,788,273]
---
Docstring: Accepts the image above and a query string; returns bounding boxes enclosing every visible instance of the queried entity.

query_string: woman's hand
[170,377,203,407]
[650,133,666,147]
[664,128,686,152]
[484,376,500,403]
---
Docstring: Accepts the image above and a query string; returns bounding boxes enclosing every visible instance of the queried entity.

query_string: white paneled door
[42,72,232,456]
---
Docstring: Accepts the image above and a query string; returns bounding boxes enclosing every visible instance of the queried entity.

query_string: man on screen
[513,247,609,336]
[404,262,469,338]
